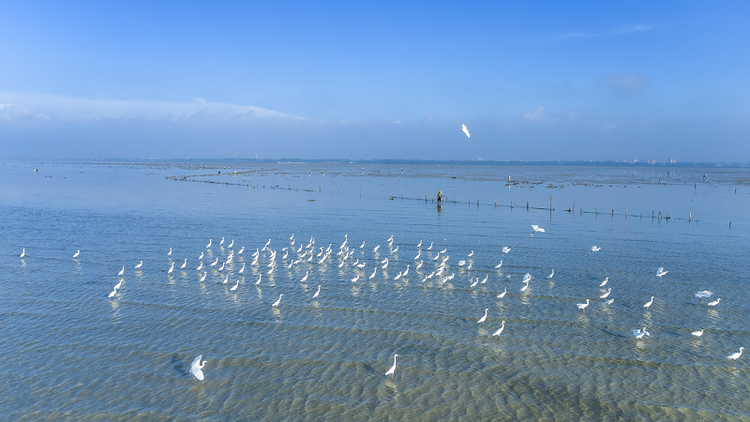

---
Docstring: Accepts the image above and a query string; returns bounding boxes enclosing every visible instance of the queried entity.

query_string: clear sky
[1,1,748,161]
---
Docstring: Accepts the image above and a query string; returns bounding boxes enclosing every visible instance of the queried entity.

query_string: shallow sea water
[2,161,750,421]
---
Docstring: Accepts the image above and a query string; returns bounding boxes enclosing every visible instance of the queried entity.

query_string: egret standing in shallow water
[547,269,554,279]
[230,279,240,291]
[591,246,601,252]
[190,355,207,381]
[643,296,654,309]
[492,321,506,336]
[600,288,611,299]
[692,329,704,337]
[135,261,143,269]
[707,298,721,307]
[313,285,321,299]
[73,250,80,259]
[477,309,488,324]
[118,266,124,277]
[600,277,609,287]
[577,299,590,310]
[272,294,283,307]
[206,239,212,249]
[727,347,744,361]
[656,267,668,278]
[497,287,507,298]
[20,248,26,258]
[385,354,398,378]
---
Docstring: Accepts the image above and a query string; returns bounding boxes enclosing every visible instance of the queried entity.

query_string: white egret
[492,321,506,336]
[402,265,410,276]
[531,225,545,233]
[495,261,503,268]
[481,275,488,284]
[73,250,80,259]
[118,266,125,277]
[290,233,295,240]
[547,269,554,279]
[313,285,321,298]
[707,298,721,307]
[351,274,360,282]
[181,259,187,269]
[692,329,704,337]
[382,260,389,269]
[477,309,488,323]
[108,288,117,298]
[656,267,668,278]
[461,124,471,138]
[643,296,654,309]
[416,261,423,269]
[20,248,26,258]
[196,262,204,271]
[198,252,204,260]
[206,239,212,249]
[190,355,207,381]
[272,294,283,307]
[255,275,262,286]
[632,327,650,339]
[393,246,399,253]
[497,287,507,298]
[218,262,224,272]
[230,279,240,291]
[502,247,511,254]
[267,267,274,275]
[222,275,229,284]
[414,252,421,260]
[417,240,423,248]
[432,254,440,261]
[360,241,365,249]
[168,248,172,256]
[135,261,143,269]
[373,245,380,253]
[238,246,245,255]
[600,277,609,287]
[369,268,377,280]
[220,237,225,246]
[427,242,433,250]
[606,298,615,305]
[385,354,398,378]
[458,260,466,267]
[228,239,234,248]
[210,258,219,267]
[393,272,402,280]
[520,280,530,292]
[200,272,207,282]
[300,271,309,282]
[471,278,479,288]
[114,279,123,290]
[440,248,447,254]
[727,347,744,361]
[600,288,611,299]
[577,299,590,310]
[591,246,601,252]
[239,263,245,274]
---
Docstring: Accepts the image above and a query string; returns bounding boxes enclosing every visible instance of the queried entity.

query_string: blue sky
[1,1,748,161]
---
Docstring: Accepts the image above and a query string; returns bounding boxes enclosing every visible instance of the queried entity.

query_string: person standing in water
[437,190,444,205]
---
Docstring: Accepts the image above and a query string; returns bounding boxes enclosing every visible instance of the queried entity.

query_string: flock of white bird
[18,222,740,381]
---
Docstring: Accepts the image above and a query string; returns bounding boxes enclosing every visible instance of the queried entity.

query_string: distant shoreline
[9,158,750,168]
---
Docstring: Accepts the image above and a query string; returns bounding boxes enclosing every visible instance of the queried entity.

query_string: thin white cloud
[0,92,305,124]
[546,24,652,41]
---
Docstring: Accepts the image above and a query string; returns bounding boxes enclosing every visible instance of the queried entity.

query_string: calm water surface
[2,162,750,421]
